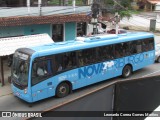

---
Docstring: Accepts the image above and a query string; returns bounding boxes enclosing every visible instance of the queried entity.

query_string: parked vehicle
[155,44,160,63]
[107,29,127,34]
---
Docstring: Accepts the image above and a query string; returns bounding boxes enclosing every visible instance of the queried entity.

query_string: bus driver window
[32,59,53,85]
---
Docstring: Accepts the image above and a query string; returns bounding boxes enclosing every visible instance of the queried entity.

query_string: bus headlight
[24,88,28,94]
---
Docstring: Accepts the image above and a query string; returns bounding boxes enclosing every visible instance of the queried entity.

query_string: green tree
[120,0,133,9]
[104,0,114,5]
[103,0,134,19]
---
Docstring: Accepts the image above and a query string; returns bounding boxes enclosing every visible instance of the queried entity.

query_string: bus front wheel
[122,65,132,78]
[56,82,70,98]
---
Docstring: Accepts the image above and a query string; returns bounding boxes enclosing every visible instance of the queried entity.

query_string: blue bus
[11,32,155,103]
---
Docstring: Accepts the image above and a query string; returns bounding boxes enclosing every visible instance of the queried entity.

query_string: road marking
[142,69,160,77]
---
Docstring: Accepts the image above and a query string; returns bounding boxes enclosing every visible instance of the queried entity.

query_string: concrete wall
[0,24,51,38]
[0,26,24,38]
[0,22,77,41]
[24,24,51,36]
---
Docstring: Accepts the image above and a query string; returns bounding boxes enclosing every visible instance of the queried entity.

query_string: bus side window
[55,52,77,72]
[32,59,53,85]
[148,38,154,50]
[55,53,64,72]
[36,61,48,76]
[32,62,37,77]
[123,42,130,56]
[130,40,142,54]
[115,43,124,58]
[78,51,84,66]
[142,39,149,52]
[65,52,76,69]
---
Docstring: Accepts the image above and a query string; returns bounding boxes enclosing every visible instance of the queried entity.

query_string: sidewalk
[0,60,12,97]
[119,14,160,31]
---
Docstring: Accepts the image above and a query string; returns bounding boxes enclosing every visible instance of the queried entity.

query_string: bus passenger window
[57,64,62,71]
[55,52,77,72]
[36,62,48,76]
[115,43,124,58]
[37,67,47,76]
[78,51,84,66]
[32,59,53,85]
[148,39,154,50]
[142,40,149,52]
[130,40,142,54]
[123,42,130,56]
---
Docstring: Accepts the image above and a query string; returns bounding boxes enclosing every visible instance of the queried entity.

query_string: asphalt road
[0,62,160,120]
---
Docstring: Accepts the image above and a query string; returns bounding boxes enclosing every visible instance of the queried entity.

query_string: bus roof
[29,32,154,57]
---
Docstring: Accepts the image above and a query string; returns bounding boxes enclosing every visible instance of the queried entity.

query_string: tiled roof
[0,6,111,26]
[147,0,160,4]
[0,34,54,56]
[0,6,92,26]
[0,14,91,26]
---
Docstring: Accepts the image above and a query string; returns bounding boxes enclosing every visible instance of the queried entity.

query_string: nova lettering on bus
[78,63,104,79]
[78,61,115,79]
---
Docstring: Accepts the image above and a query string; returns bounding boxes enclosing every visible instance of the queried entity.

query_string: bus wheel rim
[59,86,66,94]
[125,67,130,76]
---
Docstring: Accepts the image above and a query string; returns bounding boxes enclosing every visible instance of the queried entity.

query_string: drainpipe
[27,0,30,15]
[38,0,42,16]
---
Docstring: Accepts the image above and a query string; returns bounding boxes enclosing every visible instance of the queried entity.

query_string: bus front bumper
[11,84,32,103]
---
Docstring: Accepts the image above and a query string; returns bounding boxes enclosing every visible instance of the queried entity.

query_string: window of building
[52,24,63,42]
[77,22,86,36]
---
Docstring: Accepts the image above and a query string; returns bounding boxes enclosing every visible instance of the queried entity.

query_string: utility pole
[27,0,30,15]
[115,12,119,35]
[38,0,42,16]
[91,2,100,35]
[73,0,76,12]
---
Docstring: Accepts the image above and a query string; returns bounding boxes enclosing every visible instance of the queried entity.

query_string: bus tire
[56,82,70,98]
[122,65,132,78]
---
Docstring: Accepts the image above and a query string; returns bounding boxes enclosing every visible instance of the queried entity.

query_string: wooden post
[0,57,4,86]
[0,57,1,83]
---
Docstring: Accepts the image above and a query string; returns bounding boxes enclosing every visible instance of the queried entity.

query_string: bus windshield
[12,54,29,86]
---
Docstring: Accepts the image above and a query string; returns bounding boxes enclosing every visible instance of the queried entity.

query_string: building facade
[0,6,92,42]
[0,0,48,7]
[132,0,160,11]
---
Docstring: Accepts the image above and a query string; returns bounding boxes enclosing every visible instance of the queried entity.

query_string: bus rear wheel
[56,82,70,98]
[122,65,132,78]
